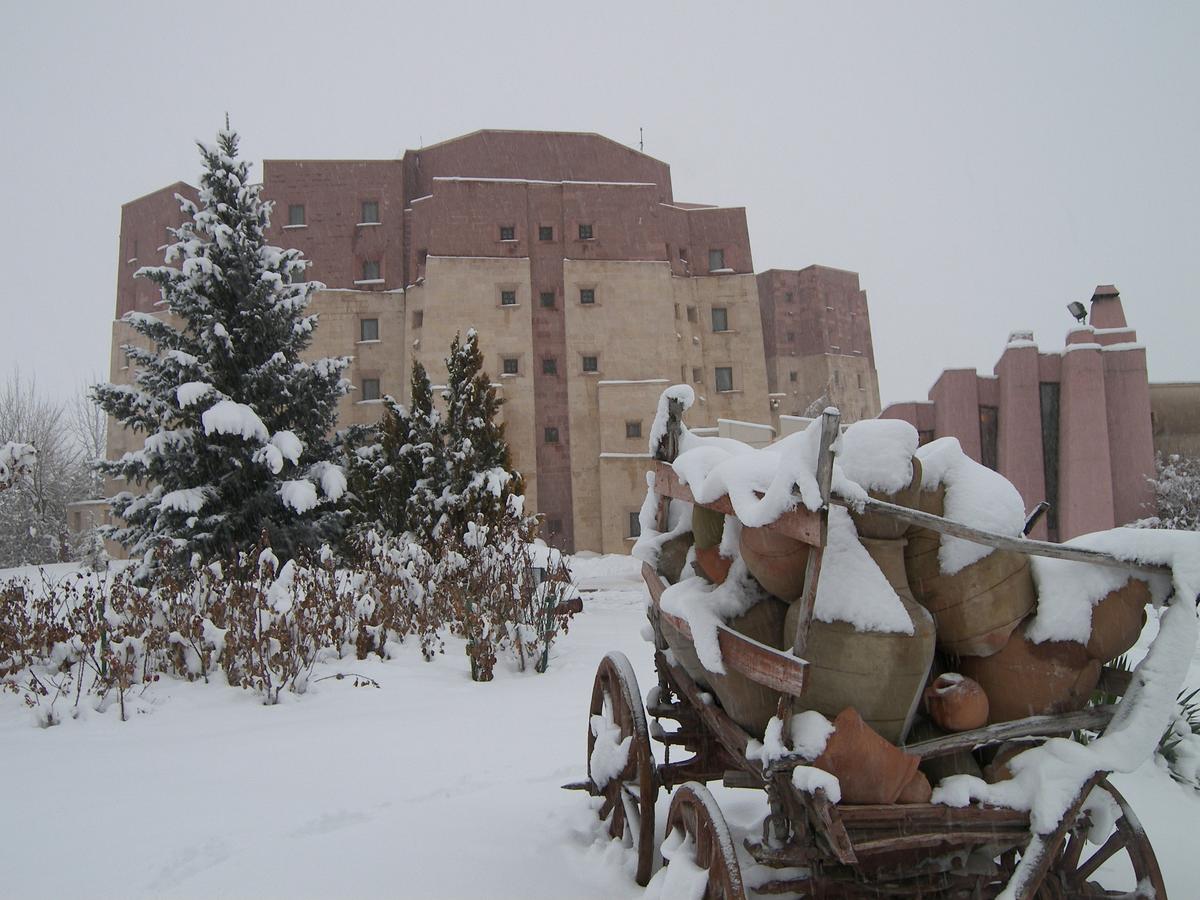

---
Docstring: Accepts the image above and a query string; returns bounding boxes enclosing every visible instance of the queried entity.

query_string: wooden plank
[643,563,809,696]
[903,706,1116,759]
[652,461,823,547]
[832,495,1170,577]
[790,410,839,658]
[837,803,1028,827]
[851,830,1029,856]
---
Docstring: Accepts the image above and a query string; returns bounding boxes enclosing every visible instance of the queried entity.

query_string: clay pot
[740,526,811,602]
[691,505,726,550]
[957,626,1102,724]
[907,719,985,787]
[896,770,933,804]
[657,532,695,585]
[852,457,924,540]
[811,708,922,804]
[1085,578,1150,662]
[786,591,936,744]
[859,536,918,604]
[924,673,989,732]
[982,742,1028,783]
[661,595,789,736]
[695,545,732,585]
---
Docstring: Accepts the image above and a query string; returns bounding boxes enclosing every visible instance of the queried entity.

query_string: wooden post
[791,408,840,660]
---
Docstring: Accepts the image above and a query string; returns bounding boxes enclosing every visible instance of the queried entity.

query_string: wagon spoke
[1074,829,1128,883]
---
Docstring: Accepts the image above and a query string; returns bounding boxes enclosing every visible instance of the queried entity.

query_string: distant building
[1149,383,1200,459]
[102,130,880,553]
[881,285,1155,541]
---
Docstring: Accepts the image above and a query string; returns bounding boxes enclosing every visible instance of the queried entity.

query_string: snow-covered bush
[1140,453,1200,531]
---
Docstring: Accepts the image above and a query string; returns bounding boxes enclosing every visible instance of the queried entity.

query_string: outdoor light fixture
[1067,300,1087,323]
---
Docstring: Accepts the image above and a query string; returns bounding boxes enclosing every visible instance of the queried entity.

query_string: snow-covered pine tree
[92,125,350,564]
[437,330,524,539]
[406,360,446,542]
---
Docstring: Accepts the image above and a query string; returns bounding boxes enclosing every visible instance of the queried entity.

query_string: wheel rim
[662,782,747,900]
[587,652,658,887]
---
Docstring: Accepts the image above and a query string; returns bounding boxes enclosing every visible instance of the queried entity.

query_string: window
[857,373,865,389]
[628,511,642,539]
[361,378,381,401]
[674,303,680,319]
[360,201,380,224]
[785,291,794,304]
[499,225,515,241]
[582,355,598,373]
[540,291,556,308]
[544,426,560,444]
[538,225,554,241]
[679,247,688,262]
[625,421,642,439]
[580,288,595,305]
[715,367,734,392]
[708,249,725,271]
[686,306,698,323]
[789,371,798,383]
[547,517,562,535]
[501,289,517,306]
[287,204,305,226]
[787,331,796,342]
[692,367,702,384]
[542,358,557,375]
[359,318,379,341]
[361,260,381,281]
[711,307,729,332]
[412,310,423,329]
[578,223,593,240]
[502,357,519,375]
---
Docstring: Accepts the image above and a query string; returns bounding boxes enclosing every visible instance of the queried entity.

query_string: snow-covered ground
[2,555,1198,898]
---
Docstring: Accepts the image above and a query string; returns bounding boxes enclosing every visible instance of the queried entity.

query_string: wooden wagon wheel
[1034,779,1166,899]
[661,782,747,900]
[587,652,658,887]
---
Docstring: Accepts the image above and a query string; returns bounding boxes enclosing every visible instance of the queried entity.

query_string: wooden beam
[903,706,1116,759]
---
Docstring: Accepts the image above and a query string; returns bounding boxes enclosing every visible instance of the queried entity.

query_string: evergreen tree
[407,360,446,542]
[92,125,349,563]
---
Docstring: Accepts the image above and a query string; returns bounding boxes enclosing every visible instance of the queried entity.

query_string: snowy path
[1,557,1198,898]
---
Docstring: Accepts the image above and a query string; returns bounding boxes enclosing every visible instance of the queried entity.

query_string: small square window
[412,310,423,329]
[686,306,698,323]
[785,292,794,304]
[362,260,380,281]
[499,225,515,241]
[580,288,595,305]
[787,331,796,342]
[679,247,688,262]
[538,225,554,241]
[361,378,381,401]
[708,249,725,271]
[547,517,562,535]
[360,318,379,341]
[711,307,729,332]
[715,367,734,392]
[628,511,642,539]
[625,421,642,439]
[692,367,702,384]
[501,290,517,306]
[361,201,380,224]
[582,355,598,373]
[542,358,557,375]
[502,357,519,375]
[789,371,798,383]
[544,426,560,444]
[540,291,556,308]
[287,204,305,226]
[578,223,593,240]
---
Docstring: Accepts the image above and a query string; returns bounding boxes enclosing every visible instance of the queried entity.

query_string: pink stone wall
[116,182,197,316]
[993,345,1048,538]
[1101,346,1156,525]
[1057,345,1115,538]
[929,369,983,462]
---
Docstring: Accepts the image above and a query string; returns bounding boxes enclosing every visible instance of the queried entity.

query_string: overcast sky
[1,2,1195,410]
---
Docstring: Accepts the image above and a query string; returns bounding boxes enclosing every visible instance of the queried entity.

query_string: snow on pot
[784,510,936,744]
[837,419,923,541]
[810,707,926,804]
[739,525,811,602]
[923,673,989,732]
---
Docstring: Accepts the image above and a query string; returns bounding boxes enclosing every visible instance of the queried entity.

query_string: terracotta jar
[1085,578,1150,662]
[811,708,923,804]
[657,532,694,585]
[957,625,1102,724]
[924,673,989,732]
[852,457,924,541]
[740,525,811,602]
[695,545,732,585]
[907,719,985,788]
[859,536,918,604]
[691,505,726,550]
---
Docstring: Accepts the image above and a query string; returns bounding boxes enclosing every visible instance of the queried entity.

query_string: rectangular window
[578,223,593,240]
[287,204,305,226]
[715,366,734,392]
[360,201,380,224]
[787,331,796,342]
[857,373,865,389]
[359,318,379,341]
[580,288,595,305]
[502,357,519,375]
[674,303,680,319]
[979,406,999,472]
[692,367,702,384]
[628,511,642,539]
[540,291,556,308]
[538,225,554,241]
[501,289,517,306]
[711,307,729,332]
[499,225,515,241]
[544,426,560,444]
[686,306,698,323]
[412,310,423,329]
[785,291,794,304]
[362,260,381,281]
[625,421,642,439]
[361,378,381,401]
[542,358,557,375]
[789,371,798,383]
[708,249,725,271]
[582,355,598,373]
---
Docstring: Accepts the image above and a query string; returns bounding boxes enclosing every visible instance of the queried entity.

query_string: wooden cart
[571,403,1177,898]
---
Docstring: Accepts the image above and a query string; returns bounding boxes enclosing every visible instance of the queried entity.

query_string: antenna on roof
[639,127,644,152]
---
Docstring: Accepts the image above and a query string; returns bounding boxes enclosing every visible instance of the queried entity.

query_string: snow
[836,418,918,494]
[201,400,269,443]
[813,507,913,633]
[271,431,304,465]
[647,384,696,458]
[916,437,1026,575]
[175,381,213,407]
[1,556,1198,898]
[279,479,318,513]
[749,710,834,766]
[589,713,633,788]
[158,488,207,514]
[792,766,842,804]
[658,560,766,673]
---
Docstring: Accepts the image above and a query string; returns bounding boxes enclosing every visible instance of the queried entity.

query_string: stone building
[103,130,880,553]
[880,285,1156,542]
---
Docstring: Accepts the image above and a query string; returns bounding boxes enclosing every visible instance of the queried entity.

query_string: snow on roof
[1062,341,1103,354]
[597,378,670,386]
[1101,342,1145,352]
[432,176,656,187]
[599,452,653,459]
